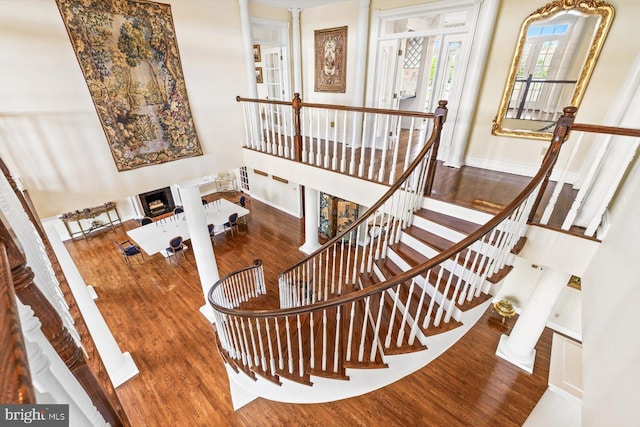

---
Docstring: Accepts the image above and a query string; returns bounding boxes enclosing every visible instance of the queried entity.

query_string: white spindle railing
[534,125,640,239]
[237,95,437,186]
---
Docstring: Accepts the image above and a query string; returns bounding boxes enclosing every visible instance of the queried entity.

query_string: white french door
[370,1,481,161]
[263,47,287,135]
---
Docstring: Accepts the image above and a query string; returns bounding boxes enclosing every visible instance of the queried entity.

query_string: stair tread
[404,225,457,251]
[415,208,481,235]
[392,242,428,267]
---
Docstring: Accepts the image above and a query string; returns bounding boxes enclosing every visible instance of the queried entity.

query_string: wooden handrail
[571,123,640,138]
[236,94,437,119]
[277,100,447,275]
[0,243,36,404]
[208,105,572,320]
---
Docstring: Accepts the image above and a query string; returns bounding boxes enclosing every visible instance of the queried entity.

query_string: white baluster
[368,114,379,180]
[540,132,584,224]
[378,114,391,182]
[388,115,402,184]
[19,303,107,426]
[341,111,348,173]
[315,108,322,166]
[332,109,339,170]
[324,110,330,168]
[301,109,308,163]
[0,175,80,345]
[562,133,613,230]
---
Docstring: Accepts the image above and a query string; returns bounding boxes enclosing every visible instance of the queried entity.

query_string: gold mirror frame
[492,0,614,140]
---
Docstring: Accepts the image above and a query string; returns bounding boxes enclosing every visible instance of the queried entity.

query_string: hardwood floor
[64,186,552,427]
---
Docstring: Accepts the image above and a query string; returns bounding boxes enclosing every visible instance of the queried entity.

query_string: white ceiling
[251,0,346,10]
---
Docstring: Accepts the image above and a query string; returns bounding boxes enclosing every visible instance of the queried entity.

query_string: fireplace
[139,187,175,218]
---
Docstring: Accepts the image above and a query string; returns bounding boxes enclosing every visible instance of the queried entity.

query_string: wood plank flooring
[63,187,553,427]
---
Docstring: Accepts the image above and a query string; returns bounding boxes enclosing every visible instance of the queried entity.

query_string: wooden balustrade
[0,243,36,404]
[529,113,640,237]
[237,95,444,187]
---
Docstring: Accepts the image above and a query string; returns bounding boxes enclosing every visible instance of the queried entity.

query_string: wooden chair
[208,224,216,246]
[165,236,187,262]
[223,213,239,236]
[114,240,145,267]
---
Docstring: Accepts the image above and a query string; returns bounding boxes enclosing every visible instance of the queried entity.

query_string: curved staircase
[207,104,577,406]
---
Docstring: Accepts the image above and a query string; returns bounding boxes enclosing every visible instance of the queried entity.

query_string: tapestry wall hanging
[56,0,203,171]
[314,26,347,93]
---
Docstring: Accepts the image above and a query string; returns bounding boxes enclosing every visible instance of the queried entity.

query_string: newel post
[528,106,577,223]
[293,93,303,162]
[425,100,448,196]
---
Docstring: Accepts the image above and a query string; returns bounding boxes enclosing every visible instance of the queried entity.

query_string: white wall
[580,143,640,426]
[0,1,247,218]
[300,1,359,104]
[247,169,302,218]
[243,148,387,209]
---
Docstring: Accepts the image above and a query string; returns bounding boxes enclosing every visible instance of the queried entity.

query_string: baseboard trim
[249,194,302,218]
[464,156,579,185]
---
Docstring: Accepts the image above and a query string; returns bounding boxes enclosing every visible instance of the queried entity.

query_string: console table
[59,202,122,240]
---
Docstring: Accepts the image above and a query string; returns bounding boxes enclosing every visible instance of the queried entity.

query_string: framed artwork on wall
[55,0,203,171]
[253,44,262,62]
[255,67,264,84]
[314,26,347,93]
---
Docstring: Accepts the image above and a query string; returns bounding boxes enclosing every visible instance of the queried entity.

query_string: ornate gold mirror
[492,0,614,140]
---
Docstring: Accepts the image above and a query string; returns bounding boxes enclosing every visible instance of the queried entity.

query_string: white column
[446,0,499,168]
[290,7,302,95]
[43,220,139,388]
[239,0,258,99]
[178,183,219,322]
[19,303,107,426]
[353,0,370,107]
[299,187,321,254]
[496,267,570,373]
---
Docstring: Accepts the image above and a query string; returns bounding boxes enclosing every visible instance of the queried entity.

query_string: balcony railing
[237,94,445,187]
[533,121,640,238]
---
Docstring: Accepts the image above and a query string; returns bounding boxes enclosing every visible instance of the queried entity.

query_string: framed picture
[253,44,261,62]
[314,26,347,93]
[255,67,264,84]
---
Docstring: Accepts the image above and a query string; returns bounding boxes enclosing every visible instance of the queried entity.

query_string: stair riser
[422,197,493,224]
[389,238,487,293]
[400,229,499,265]
[378,253,464,322]
[411,215,467,243]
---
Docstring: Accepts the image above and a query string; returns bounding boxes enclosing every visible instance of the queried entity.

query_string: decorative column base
[496,334,536,374]
[299,242,322,255]
[200,304,216,324]
[109,352,139,388]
